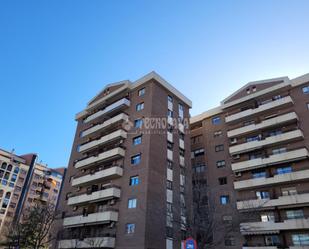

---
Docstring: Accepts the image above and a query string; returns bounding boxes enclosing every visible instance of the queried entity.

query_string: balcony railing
[72,166,123,187]
[237,192,309,210]
[240,218,309,235]
[81,113,129,138]
[229,129,304,155]
[75,148,125,169]
[234,169,309,190]
[84,98,130,123]
[227,112,298,138]
[78,130,127,153]
[58,237,116,248]
[67,187,121,206]
[63,211,118,227]
[225,96,293,123]
[232,148,309,172]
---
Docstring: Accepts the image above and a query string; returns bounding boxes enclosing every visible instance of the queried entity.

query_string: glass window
[277,166,292,175]
[302,86,309,94]
[212,116,221,125]
[134,119,143,128]
[7,165,12,171]
[138,88,145,96]
[282,187,297,196]
[129,176,139,186]
[168,95,173,103]
[215,145,224,152]
[128,198,137,209]
[167,180,173,190]
[224,236,235,246]
[265,235,280,246]
[192,148,205,157]
[261,212,275,222]
[252,170,266,178]
[272,147,287,155]
[13,167,19,174]
[136,102,144,111]
[216,160,226,168]
[131,154,141,165]
[168,109,173,118]
[133,136,142,145]
[126,223,135,234]
[286,210,304,219]
[194,164,206,173]
[247,135,260,142]
[256,191,270,199]
[1,163,7,170]
[292,234,309,245]
[218,177,227,185]
[220,195,229,205]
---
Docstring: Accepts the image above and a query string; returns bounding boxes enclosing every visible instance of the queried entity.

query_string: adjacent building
[55,71,192,249]
[191,73,309,248]
[0,148,64,243]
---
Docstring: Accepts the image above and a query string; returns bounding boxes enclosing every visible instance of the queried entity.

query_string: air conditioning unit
[235,172,242,177]
[110,222,115,228]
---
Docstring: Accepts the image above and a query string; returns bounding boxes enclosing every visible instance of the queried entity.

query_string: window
[276,166,292,175]
[215,145,224,152]
[134,119,143,128]
[244,120,255,126]
[246,135,260,142]
[222,215,232,224]
[292,234,309,246]
[265,235,280,246]
[126,223,135,234]
[136,102,144,111]
[133,136,142,145]
[224,236,235,246]
[286,210,304,219]
[256,191,270,199]
[167,180,173,190]
[168,109,173,118]
[130,176,139,186]
[178,103,184,120]
[214,130,223,137]
[131,154,141,165]
[216,160,226,168]
[128,198,137,209]
[272,147,287,155]
[261,212,275,222]
[191,135,202,144]
[302,86,309,94]
[252,170,266,178]
[167,142,173,150]
[193,164,206,173]
[220,195,229,205]
[168,95,173,103]
[167,161,173,169]
[282,187,297,196]
[13,167,19,174]
[138,88,145,96]
[192,148,205,157]
[218,177,227,185]
[307,103,309,109]
[212,116,221,125]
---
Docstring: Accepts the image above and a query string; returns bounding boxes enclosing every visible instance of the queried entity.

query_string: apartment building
[191,73,309,249]
[0,148,65,243]
[55,71,192,249]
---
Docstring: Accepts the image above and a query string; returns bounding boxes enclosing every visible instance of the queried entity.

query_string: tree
[2,202,57,249]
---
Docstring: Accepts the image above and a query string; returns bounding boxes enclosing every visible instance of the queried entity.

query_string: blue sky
[1,0,309,167]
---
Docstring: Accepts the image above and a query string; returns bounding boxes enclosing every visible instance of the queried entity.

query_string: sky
[1,0,309,167]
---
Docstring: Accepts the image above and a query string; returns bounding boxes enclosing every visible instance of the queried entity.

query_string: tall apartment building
[191,73,309,249]
[0,148,64,243]
[55,71,192,249]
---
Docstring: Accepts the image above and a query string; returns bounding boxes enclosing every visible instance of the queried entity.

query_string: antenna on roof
[10,148,15,163]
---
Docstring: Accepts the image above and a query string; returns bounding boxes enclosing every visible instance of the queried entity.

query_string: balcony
[232,148,309,172]
[67,187,121,206]
[84,98,130,123]
[75,148,125,169]
[79,130,127,153]
[234,169,309,190]
[63,211,118,227]
[229,130,304,155]
[58,237,115,248]
[81,113,129,138]
[225,96,293,123]
[72,166,123,187]
[237,193,309,210]
[240,218,309,235]
[227,112,298,138]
